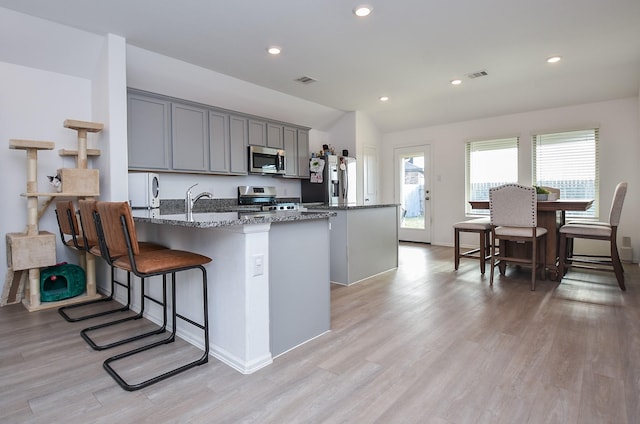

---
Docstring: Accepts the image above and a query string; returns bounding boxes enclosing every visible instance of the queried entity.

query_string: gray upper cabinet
[172,103,209,172]
[229,115,248,174]
[297,129,310,178]
[267,123,284,149]
[128,89,308,177]
[283,126,297,177]
[283,127,311,178]
[248,119,267,146]
[127,94,171,170]
[209,111,230,173]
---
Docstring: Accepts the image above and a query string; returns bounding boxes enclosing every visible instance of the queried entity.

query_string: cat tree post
[7,140,57,310]
[62,119,103,299]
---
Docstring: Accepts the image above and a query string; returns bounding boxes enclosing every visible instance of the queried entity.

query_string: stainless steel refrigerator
[301,155,357,205]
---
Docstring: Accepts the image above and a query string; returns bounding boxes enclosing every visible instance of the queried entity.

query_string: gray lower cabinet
[326,206,399,285]
[127,93,171,170]
[172,102,208,172]
[269,219,330,357]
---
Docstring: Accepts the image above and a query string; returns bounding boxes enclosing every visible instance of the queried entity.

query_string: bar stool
[58,200,165,322]
[453,217,492,274]
[95,201,211,391]
[558,182,627,290]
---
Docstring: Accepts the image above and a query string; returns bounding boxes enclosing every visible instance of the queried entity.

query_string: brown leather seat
[57,200,166,322]
[93,201,211,391]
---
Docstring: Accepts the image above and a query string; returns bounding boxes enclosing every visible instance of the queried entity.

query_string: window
[533,128,599,218]
[465,137,519,214]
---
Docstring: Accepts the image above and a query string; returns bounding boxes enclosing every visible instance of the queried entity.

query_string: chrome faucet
[185,183,214,214]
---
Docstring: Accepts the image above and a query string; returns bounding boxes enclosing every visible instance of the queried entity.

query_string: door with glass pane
[394,145,431,243]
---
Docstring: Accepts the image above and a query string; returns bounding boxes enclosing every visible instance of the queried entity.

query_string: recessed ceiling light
[267,46,281,55]
[450,79,462,85]
[546,56,561,63]
[353,5,373,17]
[379,96,389,102]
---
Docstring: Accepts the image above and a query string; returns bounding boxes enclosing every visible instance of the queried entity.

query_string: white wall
[382,97,640,262]
[0,62,96,294]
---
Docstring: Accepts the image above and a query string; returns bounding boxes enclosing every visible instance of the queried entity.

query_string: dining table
[469,199,594,280]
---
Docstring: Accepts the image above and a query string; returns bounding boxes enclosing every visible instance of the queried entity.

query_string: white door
[394,145,431,243]
[363,145,378,204]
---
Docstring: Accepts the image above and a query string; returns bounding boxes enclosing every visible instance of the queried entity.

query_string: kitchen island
[130,209,334,373]
[304,203,399,285]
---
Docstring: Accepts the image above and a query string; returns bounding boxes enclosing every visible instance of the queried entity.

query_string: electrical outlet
[253,254,264,276]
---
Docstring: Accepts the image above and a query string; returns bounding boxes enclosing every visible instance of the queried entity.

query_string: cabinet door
[209,111,230,173]
[297,129,310,178]
[172,103,209,172]
[127,94,170,170]
[229,115,248,174]
[283,126,297,177]
[267,123,284,149]
[248,119,266,146]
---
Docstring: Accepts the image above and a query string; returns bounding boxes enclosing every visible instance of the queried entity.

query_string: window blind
[465,137,519,214]
[532,128,599,218]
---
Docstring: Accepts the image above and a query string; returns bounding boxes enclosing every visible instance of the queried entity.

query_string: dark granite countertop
[132,209,336,228]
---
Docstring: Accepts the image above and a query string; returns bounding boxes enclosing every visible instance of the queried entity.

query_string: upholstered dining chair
[489,184,547,290]
[558,181,628,290]
[453,217,492,274]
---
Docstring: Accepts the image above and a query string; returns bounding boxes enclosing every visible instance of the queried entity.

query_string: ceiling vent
[295,75,317,84]
[466,70,488,79]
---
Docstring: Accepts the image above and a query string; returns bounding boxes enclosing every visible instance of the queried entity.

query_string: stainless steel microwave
[249,145,286,175]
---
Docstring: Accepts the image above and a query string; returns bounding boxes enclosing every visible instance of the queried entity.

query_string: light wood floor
[1,243,639,423]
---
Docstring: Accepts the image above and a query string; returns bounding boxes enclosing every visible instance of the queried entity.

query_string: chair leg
[479,230,486,275]
[59,266,131,322]
[103,267,210,391]
[610,237,626,291]
[489,230,496,286]
[454,229,460,270]
[531,237,537,291]
[80,276,168,351]
[558,233,567,282]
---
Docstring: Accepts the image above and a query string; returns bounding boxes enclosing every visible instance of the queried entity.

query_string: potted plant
[534,185,550,200]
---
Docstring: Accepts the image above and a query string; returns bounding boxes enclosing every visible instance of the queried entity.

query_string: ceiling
[1,0,639,133]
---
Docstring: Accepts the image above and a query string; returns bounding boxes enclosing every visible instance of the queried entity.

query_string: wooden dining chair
[489,184,547,290]
[558,182,627,290]
[94,201,211,391]
[453,217,492,274]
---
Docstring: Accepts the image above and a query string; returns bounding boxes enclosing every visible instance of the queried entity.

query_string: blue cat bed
[40,263,86,302]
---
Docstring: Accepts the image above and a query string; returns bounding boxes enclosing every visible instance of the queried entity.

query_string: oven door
[249,146,286,174]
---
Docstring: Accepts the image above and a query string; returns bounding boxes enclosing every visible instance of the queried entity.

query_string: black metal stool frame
[57,204,132,322]
[79,210,168,351]
[99,206,209,391]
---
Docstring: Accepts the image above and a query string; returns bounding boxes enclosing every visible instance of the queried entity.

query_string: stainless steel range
[237,186,299,211]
